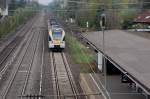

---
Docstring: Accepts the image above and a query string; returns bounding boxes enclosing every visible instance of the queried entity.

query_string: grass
[66,34,95,73]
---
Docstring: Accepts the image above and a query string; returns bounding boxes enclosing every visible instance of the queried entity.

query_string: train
[48,18,65,50]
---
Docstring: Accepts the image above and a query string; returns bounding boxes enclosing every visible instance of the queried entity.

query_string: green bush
[0,7,34,38]
[66,34,94,64]
[121,20,133,29]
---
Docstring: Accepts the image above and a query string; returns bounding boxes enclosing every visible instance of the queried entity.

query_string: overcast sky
[38,0,53,5]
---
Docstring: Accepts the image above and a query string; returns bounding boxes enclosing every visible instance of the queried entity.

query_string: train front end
[48,28,65,49]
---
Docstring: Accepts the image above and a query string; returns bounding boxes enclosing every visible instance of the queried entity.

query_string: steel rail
[61,52,79,99]
[39,39,45,99]
[51,52,61,99]
[21,29,41,97]
[0,39,19,68]
[0,15,37,78]
[51,52,78,99]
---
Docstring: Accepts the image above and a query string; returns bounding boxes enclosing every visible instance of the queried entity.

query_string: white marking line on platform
[90,74,109,99]
[39,40,44,98]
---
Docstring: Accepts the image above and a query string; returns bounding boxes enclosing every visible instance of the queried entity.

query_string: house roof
[134,11,150,23]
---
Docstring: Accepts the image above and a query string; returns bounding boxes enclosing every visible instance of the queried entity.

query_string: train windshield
[52,31,62,40]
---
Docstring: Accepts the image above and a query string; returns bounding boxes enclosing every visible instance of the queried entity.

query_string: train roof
[52,27,64,32]
[49,18,57,21]
[52,25,61,28]
[49,18,58,25]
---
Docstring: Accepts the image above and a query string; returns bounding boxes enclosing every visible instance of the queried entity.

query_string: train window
[52,31,62,40]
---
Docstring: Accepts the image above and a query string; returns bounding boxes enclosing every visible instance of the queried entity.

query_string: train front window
[52,31,62,40]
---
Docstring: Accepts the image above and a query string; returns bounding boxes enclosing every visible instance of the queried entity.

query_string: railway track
[50,52,79,99]
[0,14,38,79]
[0,37,21,70]
[21,30,41,97]
[40,28,54,99]
[0,21,41,99]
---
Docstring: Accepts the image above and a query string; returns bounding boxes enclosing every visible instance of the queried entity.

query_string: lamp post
[100,13,107,96]
[100,13,106,56]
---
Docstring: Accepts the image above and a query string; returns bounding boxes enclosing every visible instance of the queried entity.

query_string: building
[55,0,68,8]
[62,0,68,8]
[0,0,10,16]
[134,11,150,23]
[133,11,150,31]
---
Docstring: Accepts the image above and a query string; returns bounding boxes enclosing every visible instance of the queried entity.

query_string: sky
[38,0,53,5]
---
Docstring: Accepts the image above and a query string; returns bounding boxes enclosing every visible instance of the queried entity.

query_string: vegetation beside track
[66,34,95,73]
[0,7,35,38]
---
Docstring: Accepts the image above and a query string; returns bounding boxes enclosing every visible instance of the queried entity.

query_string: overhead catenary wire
[67,1,150,5]
[51,8,150,12]
[52,1,150,12]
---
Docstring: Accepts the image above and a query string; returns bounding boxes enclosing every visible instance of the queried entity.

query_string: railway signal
[100,13,106,30]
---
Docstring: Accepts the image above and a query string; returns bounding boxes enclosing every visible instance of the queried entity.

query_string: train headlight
[60,41,65,48]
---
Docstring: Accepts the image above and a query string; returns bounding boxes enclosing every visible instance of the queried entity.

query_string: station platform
[82,30,150,94]
[80,73,146,99]
[80,73,104,99]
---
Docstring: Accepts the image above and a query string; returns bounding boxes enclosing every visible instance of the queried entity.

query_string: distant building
[56,0,68,8]
[134,11,150,23]
[63,0,68,8]
[0,0,10,16]
[133,11,150,31]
